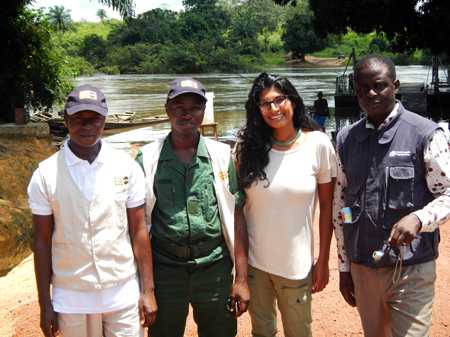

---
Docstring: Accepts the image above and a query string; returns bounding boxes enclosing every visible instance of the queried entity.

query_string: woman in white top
[235,73,336,337]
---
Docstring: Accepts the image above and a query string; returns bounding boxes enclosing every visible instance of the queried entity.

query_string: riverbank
[287,55,347,67]
[0,135,56,275]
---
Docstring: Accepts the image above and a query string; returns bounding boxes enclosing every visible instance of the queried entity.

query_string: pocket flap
[389,166,414,180]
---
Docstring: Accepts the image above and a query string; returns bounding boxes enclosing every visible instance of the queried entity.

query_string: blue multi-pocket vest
[337,103,440,268]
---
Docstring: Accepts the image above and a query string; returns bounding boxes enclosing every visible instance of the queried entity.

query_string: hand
[388,213,421,247]
[230,279,250,317]
[40,303,59,337]
[339,272,356,307]
[312,258,329,293]
[139,291,158,327]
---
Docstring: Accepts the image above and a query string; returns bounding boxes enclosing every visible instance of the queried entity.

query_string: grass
[70,19,122,39]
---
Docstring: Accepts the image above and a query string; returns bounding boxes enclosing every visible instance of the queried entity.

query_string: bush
[66,56,95,76]
[98,65,120,75]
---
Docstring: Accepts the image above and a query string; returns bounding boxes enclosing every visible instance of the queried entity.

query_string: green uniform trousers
[149,257,237,337]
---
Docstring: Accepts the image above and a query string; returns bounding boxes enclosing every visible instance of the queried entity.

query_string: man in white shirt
[28,84,157,337]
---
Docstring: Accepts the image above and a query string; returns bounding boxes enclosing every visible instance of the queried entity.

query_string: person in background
[137,77,250,337]
[313,91,329,131]
[333,54,450,337]
[28,84,157,337]
[235,72,336,337]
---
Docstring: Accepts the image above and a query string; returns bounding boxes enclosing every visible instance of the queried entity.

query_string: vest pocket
[387,166,415,209]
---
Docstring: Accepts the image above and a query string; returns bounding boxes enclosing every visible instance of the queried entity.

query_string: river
[76,65,432,148]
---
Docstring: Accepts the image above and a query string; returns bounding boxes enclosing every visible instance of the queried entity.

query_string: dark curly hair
[236,72,319,189]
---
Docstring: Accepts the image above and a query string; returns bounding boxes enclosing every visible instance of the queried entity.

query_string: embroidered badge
[113,176,129,186]
[180,79,198,88]
[79,90,98,101]
[218,170,228,181]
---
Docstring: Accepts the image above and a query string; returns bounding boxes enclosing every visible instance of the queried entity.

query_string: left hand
[230,279,250,317]
[312,258,329,293]
[139,291,158,327]
[388,213,422,247]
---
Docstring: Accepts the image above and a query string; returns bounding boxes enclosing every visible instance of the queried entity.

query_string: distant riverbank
[0,135,55,275]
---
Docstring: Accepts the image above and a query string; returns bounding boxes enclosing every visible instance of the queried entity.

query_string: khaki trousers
[248,265,312,337]
[57,302,143,337]
[351,260,436,337]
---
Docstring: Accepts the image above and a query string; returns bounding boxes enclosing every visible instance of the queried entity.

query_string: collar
[159,134,209,161]
[355,102,405,144]
[366,102,400,130]
[63,139,107,166]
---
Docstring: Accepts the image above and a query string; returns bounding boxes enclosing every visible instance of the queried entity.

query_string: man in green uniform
[137,77,249,337]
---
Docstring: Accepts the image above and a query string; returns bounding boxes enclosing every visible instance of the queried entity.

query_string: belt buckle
[175,246,191,259]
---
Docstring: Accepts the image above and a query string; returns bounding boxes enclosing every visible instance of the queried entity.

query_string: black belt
[152,236,225,261]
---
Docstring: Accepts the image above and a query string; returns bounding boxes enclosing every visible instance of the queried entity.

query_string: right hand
[339,271,356,307]
[139,291,158,327]
[40,303,59,337]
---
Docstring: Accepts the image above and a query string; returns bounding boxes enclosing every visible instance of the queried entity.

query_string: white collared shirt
[28,139,145,313]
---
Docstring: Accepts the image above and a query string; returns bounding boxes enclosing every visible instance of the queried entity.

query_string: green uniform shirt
[138,135,243,266]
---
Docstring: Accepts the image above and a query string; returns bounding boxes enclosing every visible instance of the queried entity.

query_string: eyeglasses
[259,95,288,112]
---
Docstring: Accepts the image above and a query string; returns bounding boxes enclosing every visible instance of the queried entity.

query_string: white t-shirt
[244,131,337,280]
[27,140,145,313]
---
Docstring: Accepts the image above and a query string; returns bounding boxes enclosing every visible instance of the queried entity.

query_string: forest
[38,0,431,77]
[1,0,447,121]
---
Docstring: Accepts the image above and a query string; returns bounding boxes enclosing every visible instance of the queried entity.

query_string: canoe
[47,115,169,138]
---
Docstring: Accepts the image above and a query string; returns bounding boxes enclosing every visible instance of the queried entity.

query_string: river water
[76,65,432,148]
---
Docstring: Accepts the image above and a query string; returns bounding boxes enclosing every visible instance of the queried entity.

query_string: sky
[32,0,184,22]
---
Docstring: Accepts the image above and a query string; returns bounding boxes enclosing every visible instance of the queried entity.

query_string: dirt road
[2,222,449,337]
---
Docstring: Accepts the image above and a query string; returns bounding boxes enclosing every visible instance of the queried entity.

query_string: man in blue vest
[333,55,450,337]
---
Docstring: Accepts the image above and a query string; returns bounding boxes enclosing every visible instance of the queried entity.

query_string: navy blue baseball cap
[167,77,207,101]
[64,84,108,116]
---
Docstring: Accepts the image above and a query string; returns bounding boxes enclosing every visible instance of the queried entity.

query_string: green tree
[304,0,450,56]
[80,34,108,68]
[231,0,282,52]
[108,9,180,46]
[47,5,73,32]
[97,0,135,18]
[282,13,323,61]
[1,8,72,122]
[96,9,108,22]
[179,0,230,45]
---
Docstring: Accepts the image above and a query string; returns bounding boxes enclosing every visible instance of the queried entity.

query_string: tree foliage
[108,9,180,46]
[96,9,107,22]
[229,0,283,53]
[47,5,73,32]
[97,0,134,18]
[1,7,72,121]
[282,13,323,60]
[101,0,285,73]
[80,34,108,68]
[305,0,450,56]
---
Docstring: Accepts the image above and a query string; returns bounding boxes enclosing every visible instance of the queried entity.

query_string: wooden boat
[44,113,168,137]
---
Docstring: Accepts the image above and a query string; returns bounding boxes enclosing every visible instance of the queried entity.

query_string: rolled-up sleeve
[227,157,245,208]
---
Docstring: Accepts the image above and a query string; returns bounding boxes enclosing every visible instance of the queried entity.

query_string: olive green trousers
[148,257,236,337]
